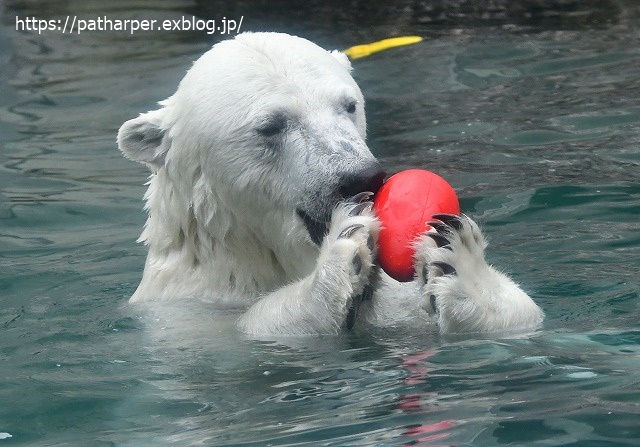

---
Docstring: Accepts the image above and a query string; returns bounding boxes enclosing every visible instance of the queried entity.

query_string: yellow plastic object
[344,36,423,59]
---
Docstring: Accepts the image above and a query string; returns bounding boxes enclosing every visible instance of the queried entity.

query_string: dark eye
[345,101,357,114]
[257,113,288,137]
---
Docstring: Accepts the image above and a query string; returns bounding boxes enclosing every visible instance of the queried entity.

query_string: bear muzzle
[297,161,386,245]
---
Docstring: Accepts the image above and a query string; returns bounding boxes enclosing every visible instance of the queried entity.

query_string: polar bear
[117,32,543,335]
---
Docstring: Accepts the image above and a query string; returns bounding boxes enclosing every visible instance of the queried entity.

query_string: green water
[1,1,639,446]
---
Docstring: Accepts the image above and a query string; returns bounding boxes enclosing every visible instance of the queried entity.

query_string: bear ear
[117,109,169,170]
[330,50,352,72]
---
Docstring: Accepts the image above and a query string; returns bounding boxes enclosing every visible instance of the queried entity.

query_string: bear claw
[349,201,373,217]
[349,191,374,204]
[339,224,365,239]
[431,213,464,231]
[433,261,456,276]
[422,264,429,283]
[427,232,452,249]
[426,220,451,235]
[429,294,438,312]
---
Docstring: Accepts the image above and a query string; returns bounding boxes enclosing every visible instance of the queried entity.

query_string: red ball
[373,169,460,282]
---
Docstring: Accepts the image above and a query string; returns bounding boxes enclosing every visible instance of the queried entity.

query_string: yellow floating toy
[344,36,423,59]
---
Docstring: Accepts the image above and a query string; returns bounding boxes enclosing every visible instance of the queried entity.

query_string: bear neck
[132,170,316,302]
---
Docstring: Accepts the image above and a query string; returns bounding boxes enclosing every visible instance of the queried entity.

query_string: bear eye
[345,100,357,114]
[257,113,288,137]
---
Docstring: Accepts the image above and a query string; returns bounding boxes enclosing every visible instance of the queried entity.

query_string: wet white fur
[118,32,543,335]
[414,216,543,334]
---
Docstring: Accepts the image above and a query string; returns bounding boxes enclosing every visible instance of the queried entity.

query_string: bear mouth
[296,208,329,246]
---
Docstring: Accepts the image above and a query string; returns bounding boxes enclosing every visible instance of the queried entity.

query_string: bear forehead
[182,33,354,92]
[170,33,359,118]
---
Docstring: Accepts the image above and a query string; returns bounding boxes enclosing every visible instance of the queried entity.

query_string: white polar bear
[117,32,543,335]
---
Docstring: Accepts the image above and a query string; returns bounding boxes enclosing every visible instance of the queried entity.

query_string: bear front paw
[414,213,543,334]
[312,194,380,329]
[414,214,477,312]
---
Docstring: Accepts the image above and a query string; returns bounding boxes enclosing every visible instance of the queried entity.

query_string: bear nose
[339,161,386,198]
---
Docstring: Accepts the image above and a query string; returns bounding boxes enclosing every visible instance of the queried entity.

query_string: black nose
[339,161,386,198]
